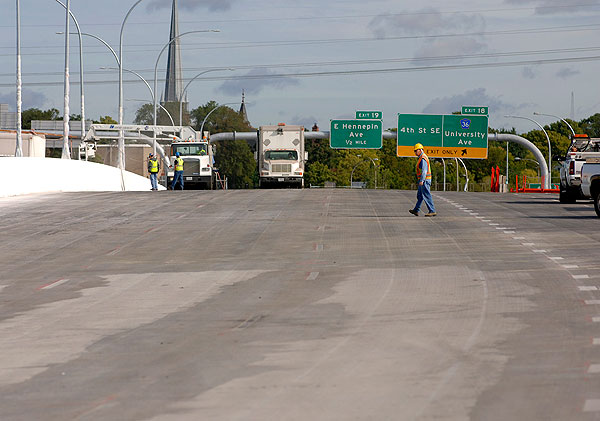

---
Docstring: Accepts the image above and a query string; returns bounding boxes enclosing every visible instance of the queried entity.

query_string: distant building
[0,104,17,130]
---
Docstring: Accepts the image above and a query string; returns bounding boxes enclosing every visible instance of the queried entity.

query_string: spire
[239,90,249,124]
[164,0,183,103]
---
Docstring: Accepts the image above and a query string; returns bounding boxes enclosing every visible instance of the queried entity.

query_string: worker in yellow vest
[171,152,184,190]
[409,143,437,216]
[147,153,160,191]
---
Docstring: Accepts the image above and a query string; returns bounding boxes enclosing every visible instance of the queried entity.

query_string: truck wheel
[559,188,576,204]
[594,192,600,218]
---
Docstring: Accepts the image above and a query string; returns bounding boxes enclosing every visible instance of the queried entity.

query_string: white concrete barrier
[0,157,165,198]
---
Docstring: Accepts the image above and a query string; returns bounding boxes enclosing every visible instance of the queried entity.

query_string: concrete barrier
[0,157,164,198]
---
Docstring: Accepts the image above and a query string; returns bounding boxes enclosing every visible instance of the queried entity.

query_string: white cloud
[0,89,47,110]
[368,8,488,64]
[556,67,580,79]
[217,69,300,96]
[147,0,237,12]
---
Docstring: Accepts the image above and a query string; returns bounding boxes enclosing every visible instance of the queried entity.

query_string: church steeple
[239,90,249,124]
[164,0,183,103]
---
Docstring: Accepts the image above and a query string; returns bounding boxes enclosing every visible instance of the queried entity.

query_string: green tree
[305,161,334,187]
[580,113,600,138]
[190,101,252,134]
[93,115,118,124]
[214,139,256,189]
[21,108,60,129]
[133,103,153,125]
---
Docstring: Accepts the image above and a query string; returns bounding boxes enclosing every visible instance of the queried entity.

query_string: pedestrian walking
[171,152,184,190]
[147,153,160,191]
[409,143,437,217]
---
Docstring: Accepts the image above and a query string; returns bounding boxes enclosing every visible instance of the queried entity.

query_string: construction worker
[409,143,437,217]
[147,153,160,191]
[171,152,184,190]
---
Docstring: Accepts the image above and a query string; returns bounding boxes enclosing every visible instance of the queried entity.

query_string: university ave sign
[396,113,489,159]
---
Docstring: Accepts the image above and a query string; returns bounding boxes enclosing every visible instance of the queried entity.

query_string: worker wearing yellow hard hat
[409,143,437,217]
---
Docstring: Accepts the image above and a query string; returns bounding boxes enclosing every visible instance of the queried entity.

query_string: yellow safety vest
[149,158,159,173]
[416,153,432,180]
[174,157,184,172]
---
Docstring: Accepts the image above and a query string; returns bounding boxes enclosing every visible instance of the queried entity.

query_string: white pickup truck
[580,158,600,217]
[558,134,600,203]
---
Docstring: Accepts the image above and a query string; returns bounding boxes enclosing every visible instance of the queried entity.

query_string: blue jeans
[171,171,184,190]
[149,173,158,190]
[414,180,436,213]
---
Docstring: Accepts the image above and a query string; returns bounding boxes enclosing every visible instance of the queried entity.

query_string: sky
[1,0,600,134]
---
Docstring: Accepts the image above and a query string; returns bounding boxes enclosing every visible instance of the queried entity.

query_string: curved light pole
[61,0,71,159]
[153,29,219,154]
[505,114,552,189]
[15,0,22,157]
[350,155,378,188]
[179,68,234,126]
[533,111,576,137]
[515,156,540,178]
[127,100,175,127]
[55,0,85,150]
[118,0,147,169]
[199,102,237,138]
[458,158,469,192]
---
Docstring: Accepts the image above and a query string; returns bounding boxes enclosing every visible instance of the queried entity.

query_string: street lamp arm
[104,67,153,102]
[199,103,237,137]
[81,33,119,66]
[179,68,234,126]
[533,112,576,137]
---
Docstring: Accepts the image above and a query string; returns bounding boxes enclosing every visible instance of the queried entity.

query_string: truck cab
[558,134,600,203]
[167,140,214,189]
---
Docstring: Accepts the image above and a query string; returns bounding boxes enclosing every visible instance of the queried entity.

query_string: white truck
[580,158,600,217]
[167,140,214,189]
[257,124,307,188]
[558,134,600,203]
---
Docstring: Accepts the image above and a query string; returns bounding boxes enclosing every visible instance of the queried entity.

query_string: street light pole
[505,114,552,189]
[179,68,234,126]
[534,112,576,137]
[15,0,22,157]
[55,0,85,151]
[61,0,71,159]
[199,102,237,137]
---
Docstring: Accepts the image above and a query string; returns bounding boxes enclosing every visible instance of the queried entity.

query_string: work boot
[409,209,419,216]
[424,212,437,217]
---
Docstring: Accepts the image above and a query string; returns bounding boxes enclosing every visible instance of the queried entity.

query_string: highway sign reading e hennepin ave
[396,113,489,159]
[330,119,383,149]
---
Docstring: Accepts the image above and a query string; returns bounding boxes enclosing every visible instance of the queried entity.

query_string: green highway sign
[461,106,488,116]
[397,113,488,159]
[330,119,383,149]
[356,110,382,120]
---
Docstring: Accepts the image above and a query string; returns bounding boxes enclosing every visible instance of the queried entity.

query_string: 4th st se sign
[330,119,383,149]
[396,113,489,159]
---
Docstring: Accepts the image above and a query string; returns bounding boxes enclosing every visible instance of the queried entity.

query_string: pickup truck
[580,157,600,217]
[558,134,600,203]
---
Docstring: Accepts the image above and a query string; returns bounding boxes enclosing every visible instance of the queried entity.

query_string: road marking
[594,338,600,345]
[37,278,69,290]
[495,227,508,230]
[470,212,479,215]
[196,204,204,208]
[522,243,535,246]
[306,272,320,281]
[588,364,600,374]
[504,231,516,234]
[316,225,325,231]
[579,286,598,291]
[574,274,590,279]
[489,223,499,226]
[482,219,491,222]
[143,227,158,234]
[593,317,600,322]
[585,300,600,305]
[513,236,525,240]
[533,250,547,253]
[584,400,600,412]
[106,247,121,256]
[563,265,579,269]
[475,216,485,219]
[548,256,564,260]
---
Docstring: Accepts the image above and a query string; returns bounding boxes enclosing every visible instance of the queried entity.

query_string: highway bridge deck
[0,190,599,420]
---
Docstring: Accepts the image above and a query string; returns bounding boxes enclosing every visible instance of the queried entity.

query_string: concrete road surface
[1,189,599,420]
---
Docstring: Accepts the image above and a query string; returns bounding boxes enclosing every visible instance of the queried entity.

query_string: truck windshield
[172,144,207,156]
[265,150,298,160]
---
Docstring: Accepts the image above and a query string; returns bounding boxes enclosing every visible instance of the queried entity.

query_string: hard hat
[414,143,424,151]
[148,153,154,157]
[175,152,180,157]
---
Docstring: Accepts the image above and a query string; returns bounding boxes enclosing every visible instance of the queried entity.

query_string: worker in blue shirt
[409,143,437,217]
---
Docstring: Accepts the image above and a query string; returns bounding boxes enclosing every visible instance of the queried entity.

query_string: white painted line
[593,338,600,345]
[533,250,547,253]
[585,300,600,305]
[306,272,320,281]
[583,399,600,412]
[495,227,509,230]
[548,257,564,260]
[504,231,516,234]
[475,216,485,219]
[593,317,600,322]
[573,274,590,279]
[38,278,69,290]
[482,219,491,222]
[563,265,579,269]
[470,213,479,215]
[513,236,525,240]
[489,223,499,226]
[522,243,535,246]
[0,285,6,293]
[588,364,600,374]
[579,286,598,291]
